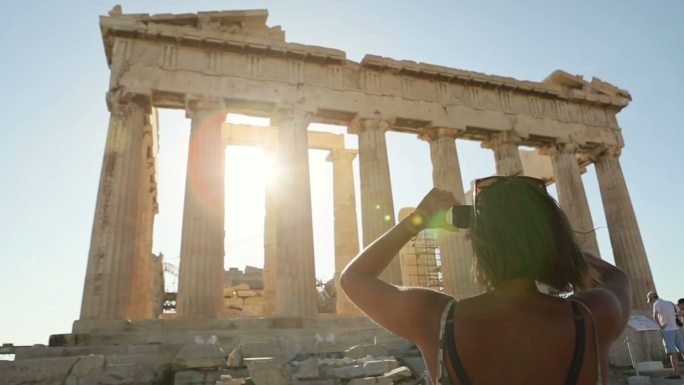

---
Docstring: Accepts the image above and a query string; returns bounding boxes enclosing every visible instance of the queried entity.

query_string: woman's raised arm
[340,188,458,345]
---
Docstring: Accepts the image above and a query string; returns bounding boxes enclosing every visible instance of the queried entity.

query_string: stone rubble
[4,342,422,385]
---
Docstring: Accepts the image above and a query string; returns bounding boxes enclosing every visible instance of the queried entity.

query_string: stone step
[14,343,184,360]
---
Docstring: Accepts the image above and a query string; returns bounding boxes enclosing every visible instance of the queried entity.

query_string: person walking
[647,291,684,379]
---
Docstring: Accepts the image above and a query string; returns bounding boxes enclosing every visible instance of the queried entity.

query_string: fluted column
[271,109,318,317]
[262,147,277,315]
[80,93,150,320]
[129,108,160,319]
[349,118,402,285]
[326,148,361,315]
[482,132,524,176]
[177,101,227,318]
[420,127,480,298]
[545,142,600,256]
[594,148,655,311]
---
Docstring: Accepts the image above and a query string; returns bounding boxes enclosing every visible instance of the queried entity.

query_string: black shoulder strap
[564,301,586,385]
[444,302,472,385]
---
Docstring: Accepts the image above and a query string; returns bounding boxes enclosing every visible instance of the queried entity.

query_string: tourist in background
[647,291,684,379]
[341,176,631,385]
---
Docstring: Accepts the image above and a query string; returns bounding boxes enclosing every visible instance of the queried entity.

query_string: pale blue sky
[1,1,682,346]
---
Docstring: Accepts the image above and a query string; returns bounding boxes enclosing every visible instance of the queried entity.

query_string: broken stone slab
[323,357,356,366]
[348,377,377,385]
[344,344,389,359]
[99,365,158,385]
[358,355,395,364]
[217,379,249,385]
[174,370,232,385]
[295,357,319,379]
[99,353,169,385]
[328,364,365,379]
[292,380,334,385]
[244,357,291,385]
[398,357,426,379]
[174,370,207,385]
[347,377,393,385]
[239,341,300,362]
[0,356,80,385]
[382,366,412,382]
[65,354,106,385]
[227,345,243,368]
[215,374,247,385]
[173,343,228,370]
[636,361,665,374]
[363,359,399,377]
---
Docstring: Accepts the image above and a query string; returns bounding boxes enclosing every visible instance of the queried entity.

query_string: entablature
[101,8,629,158]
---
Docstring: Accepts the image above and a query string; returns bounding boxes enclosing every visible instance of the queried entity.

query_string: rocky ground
[2,340,683,385]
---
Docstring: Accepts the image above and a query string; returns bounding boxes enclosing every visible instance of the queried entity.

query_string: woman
[340,176,631,385]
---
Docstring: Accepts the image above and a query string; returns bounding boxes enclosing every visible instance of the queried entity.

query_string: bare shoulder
[390,287,453,346]
[571,286,630,343]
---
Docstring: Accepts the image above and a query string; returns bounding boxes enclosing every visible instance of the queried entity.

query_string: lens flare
[410,214,424,228]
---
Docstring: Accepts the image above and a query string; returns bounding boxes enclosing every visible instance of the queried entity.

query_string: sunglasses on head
[450,176,547,229]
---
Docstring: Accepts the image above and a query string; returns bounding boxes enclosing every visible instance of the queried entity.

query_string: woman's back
[432,287,599,385]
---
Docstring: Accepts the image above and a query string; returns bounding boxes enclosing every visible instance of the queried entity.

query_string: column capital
[326,148,357,163]
[418,126,460,142]
[348,117,393,135]
[106,91,151,113]
[539,141,579,157]
[185,99,227,120]
[481,130,522,150]
[589,145,622,162]
[271,106,314,128]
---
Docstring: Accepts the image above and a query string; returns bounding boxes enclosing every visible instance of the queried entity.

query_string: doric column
[482,131,524,176]
[129,107,160,319]
[420,127,480,298]
[262,147,277,315]
[271,108,318,317]
[177,101,227,318]
[544,142,600,256]
[80,93,150,320]
[326,148,361,315]
[594,147,655,311]
[348,118,402,285]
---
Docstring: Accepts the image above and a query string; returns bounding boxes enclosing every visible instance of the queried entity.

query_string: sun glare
[226,113,270,127]
[223,114,277,271]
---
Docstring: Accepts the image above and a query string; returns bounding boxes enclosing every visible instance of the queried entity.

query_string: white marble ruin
[79,7,656,328]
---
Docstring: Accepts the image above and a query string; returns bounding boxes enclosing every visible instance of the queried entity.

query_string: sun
[223,114,277,270]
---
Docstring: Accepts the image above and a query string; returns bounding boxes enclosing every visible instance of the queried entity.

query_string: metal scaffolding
[401,229,443,290]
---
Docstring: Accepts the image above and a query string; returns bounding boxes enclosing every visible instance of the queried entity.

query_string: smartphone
[447,205,473,229]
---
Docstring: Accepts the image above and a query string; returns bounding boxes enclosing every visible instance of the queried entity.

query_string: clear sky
[1,1,682,346]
